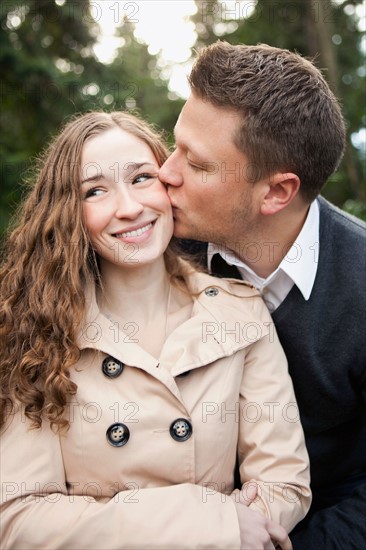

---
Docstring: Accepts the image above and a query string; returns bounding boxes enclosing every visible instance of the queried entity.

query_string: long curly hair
[0,111,186,432]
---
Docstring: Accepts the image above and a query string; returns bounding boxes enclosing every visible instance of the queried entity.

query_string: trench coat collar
[77,271,269,379]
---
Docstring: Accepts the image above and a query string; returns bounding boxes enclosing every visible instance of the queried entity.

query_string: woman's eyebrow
[123,161,155,172]
[81,162,157,185]
[81,173,102,185]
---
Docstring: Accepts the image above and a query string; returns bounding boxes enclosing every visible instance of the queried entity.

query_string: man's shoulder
[318,196,366,239]
[316,197,365,288]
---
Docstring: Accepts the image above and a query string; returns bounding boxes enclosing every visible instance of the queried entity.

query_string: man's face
[159,94,261,250]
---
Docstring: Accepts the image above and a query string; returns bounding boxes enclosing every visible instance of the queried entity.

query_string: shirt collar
[208,199,320,301]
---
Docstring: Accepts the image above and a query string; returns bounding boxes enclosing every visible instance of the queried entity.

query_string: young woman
[0,111,311,549]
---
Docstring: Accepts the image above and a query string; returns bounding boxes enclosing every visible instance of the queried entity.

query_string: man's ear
[260,172,301,216]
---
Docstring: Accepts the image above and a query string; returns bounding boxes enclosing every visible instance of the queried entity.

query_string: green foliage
[1,0,364,236]
[0,0,183,236]
[105,20,183,141]
[192,0,366,219]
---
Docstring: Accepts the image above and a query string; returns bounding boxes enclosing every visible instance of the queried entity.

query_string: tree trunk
[309,0,362,199]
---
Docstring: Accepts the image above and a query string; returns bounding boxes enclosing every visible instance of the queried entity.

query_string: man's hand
[230,484,292,550]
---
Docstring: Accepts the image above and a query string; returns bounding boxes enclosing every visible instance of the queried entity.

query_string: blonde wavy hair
[0,111,188,432]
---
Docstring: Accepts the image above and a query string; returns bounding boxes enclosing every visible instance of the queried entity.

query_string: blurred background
[1,0,365,237]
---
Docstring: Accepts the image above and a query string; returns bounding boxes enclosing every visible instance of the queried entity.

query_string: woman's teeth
[117,222,153,238]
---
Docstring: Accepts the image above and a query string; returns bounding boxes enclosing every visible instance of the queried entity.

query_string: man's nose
[159,151,183,187]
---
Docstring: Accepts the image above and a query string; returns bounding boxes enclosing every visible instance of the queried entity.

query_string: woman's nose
[114,188,144,219]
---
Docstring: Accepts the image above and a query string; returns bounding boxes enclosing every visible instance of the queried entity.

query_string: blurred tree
[1,0,99,232]
[191,0,366,219]
[106,19,183,142]
[0,0,183,236]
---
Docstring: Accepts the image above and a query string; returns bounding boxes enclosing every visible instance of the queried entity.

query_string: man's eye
[187,162,202,172]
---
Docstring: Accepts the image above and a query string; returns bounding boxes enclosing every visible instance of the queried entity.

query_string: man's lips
[169,199,180,213]
[167,189,177,209]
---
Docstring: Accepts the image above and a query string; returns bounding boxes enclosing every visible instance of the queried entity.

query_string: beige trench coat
[0,271,311,549]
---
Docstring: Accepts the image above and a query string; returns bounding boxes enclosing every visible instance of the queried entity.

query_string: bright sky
[90,0,365,102]
[86,0,365,148]
[91,0,198,98]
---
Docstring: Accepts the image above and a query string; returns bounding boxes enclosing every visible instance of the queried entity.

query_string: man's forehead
[174,97,240,154]
[173,115,210,159]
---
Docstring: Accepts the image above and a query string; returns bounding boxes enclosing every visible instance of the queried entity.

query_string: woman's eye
[84,187,104,198]
[132,173,155,184]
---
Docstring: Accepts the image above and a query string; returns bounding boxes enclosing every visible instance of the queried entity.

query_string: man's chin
[173,226,188,239]
[173,221,191,239]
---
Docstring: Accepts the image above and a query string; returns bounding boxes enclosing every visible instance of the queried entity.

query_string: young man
[159,41,366,549]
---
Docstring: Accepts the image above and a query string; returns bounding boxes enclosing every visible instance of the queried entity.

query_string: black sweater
[179,196,366,549]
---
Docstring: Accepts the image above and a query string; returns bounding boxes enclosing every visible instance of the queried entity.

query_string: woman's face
[81,126,173,269]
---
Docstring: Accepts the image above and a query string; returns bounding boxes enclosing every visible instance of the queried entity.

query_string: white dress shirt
[208,200,320,311]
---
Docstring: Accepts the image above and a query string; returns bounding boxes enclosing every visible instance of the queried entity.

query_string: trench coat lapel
[162,272,269,376]
[77,274,269,382]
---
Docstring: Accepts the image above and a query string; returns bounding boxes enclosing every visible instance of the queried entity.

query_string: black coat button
[102,356,124,378]
[106,423,130,447]
[205,286,219,297]
[169,418,193,442]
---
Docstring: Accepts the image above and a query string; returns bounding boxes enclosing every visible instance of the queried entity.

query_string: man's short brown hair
[188,41,346,203]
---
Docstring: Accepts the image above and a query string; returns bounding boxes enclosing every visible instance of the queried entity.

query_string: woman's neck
[98,257,170,325]
[97,257,193,358]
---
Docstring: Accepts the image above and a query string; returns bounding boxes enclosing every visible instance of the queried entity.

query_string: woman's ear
[260,172,301,216]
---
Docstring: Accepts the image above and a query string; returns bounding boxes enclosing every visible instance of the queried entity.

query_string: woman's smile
[113,220,155,242]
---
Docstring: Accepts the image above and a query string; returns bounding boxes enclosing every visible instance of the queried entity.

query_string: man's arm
[290,483,366,549]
